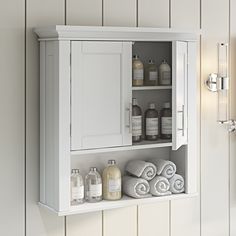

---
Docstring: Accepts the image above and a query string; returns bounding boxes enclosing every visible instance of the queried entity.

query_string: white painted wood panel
[103,206,137,236]
[138,202,169,236]
[103,0,136,26]
[171,198,200,236]
[138,0,169,27]
[171,0,200,30]
[66,0,102,26]
[201,0,230,235]
[0,0,25,235]
[26,0,65,234]
[67,212,102,236]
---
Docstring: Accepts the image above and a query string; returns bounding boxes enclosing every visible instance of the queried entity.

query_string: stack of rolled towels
[123,159,185,199]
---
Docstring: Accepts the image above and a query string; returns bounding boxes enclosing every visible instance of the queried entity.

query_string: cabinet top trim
[34,25,198,42]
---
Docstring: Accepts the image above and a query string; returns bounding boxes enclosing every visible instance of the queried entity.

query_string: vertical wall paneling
[66,212,103,236]
[26,0,65,235]
[171,0,200,30]
[103,0,136,26]
[103,206,137,236]
[138,202,169,236]
[0,0,25,235]
[66,0,102,26]
[201,0,230,235]
[230,0,236,235]
[171,198,201,236]
[138,0,169,27]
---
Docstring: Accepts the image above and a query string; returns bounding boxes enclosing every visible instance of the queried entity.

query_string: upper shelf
[34,25,199,42]
[132,86,172,91]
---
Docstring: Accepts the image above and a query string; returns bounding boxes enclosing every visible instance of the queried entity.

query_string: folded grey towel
[169,174,185,194]
[123,176,151,199]
[125,160,157,181]
[149,176,171,196]
[149,159,176,179]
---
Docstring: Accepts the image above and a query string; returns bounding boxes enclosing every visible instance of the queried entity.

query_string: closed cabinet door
[71,41,132,150]
[172,41,188,150]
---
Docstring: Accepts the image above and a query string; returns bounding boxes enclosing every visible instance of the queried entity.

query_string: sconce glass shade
[218,89,228,123]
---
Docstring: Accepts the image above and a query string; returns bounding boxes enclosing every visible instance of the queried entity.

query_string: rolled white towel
[169,174,185,194]
[149,176,172,196]
[123,176,151,199]
[125,160,157,181]
[149,159,176,179]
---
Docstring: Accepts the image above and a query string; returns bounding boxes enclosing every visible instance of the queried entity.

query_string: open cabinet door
[172,41,188,150]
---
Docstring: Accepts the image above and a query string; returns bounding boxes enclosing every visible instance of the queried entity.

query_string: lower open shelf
[39,192,198,216]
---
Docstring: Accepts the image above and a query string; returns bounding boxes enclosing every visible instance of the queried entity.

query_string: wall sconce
[205,43,236,132]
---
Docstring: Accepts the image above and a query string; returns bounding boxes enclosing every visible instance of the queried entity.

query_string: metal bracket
[220,120,236,132]
[206,73,218,92]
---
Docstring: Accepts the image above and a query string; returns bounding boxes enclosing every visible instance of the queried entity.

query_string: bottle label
[89,184,102,197]
[71,186,84,200]
[161,117,172,134]
[146,118,158,135]
[149,71,158,81]
[161,71,171,84]
[109,178,121,193]
[133,69,144,81]
[132,116,142,136]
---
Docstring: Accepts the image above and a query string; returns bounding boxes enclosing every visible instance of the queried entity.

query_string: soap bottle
[132,55,144,86]
[160,102,172,139]
[132,98,142,142]
[145,59,158,86]
[145,103,159,140]
[85,167,102,203]
[70,169,84,205]
[102,160,122,201]
[159,60,171,85]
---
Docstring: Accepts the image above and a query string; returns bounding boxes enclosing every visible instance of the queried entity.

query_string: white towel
[169,174,185,194]
[123,176,151,199]
[149,176,172,196]
[149,159,176,179]
[125,160,157,181]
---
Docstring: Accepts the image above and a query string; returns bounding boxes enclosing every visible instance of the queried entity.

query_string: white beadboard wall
[1,0,235,235]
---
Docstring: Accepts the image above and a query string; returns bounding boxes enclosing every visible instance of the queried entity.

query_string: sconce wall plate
[206,73,218,92]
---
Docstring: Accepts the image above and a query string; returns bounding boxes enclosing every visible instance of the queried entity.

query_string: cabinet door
[71,41,132,150]
[172,41,188,150]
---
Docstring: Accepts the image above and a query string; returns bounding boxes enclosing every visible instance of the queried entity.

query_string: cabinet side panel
[103,0,136,27]
[103,206,137,236]
[138,202,169,236]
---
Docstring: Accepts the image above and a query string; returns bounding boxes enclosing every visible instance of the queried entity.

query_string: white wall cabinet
[35,26,198,216]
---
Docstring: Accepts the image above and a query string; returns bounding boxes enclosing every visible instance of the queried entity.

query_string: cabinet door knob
[177,105,185,136]
[126,103,132,134]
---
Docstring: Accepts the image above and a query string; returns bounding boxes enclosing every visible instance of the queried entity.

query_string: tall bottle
[145,59,158,86]
[132,98,142,142]
[160,102,172,139]
[102,160,122,201]
[145,103,159,140]
[159,60,171,85]
[85,167,102,203]
[70,169,84,205]
[132,55,144,86]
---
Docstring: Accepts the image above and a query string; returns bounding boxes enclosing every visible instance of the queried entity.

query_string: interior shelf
[132,86,172,91]
[39,193,198,216]
[71,139,172,155]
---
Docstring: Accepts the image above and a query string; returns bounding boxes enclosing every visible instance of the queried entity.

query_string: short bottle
[102,160,122,201]
[132,98,142,142]
[70,169,84,205]
[85,167,102,203]
[159,60,171,85]
[145,103,159,140]
[160,102,172,139]
[132,55,144,86]
[145,59,158,86]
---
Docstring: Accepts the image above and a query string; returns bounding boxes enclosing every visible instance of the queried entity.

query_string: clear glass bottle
[85,167,102,203]
[102,160,122,201]
[132,55,144,86]
[145,59,158,86]
[160,102,172,139]
[145,103,159,140]
[70,169,84,205]
[132,98,142,142]
[159,60,171,85]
